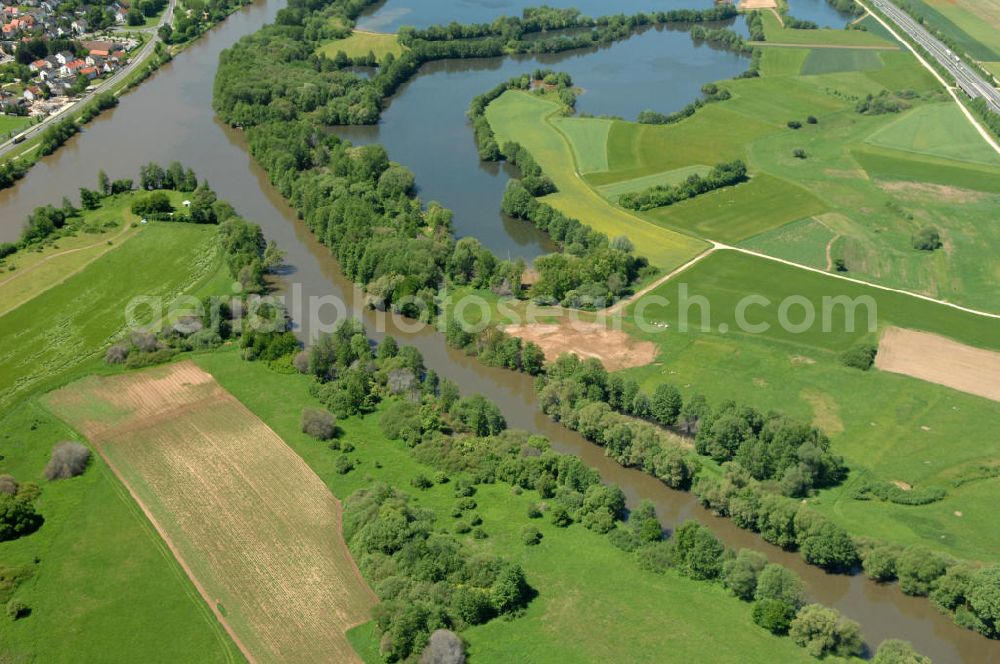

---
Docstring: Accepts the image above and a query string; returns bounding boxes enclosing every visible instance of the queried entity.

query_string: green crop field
[0,399,243,664]
[0,222,226,408]
[485,91,708,271]
[193,350,819,664]
[594,165,711,201]
[550,116,612,173]
[316,29,405,63]
[760,11,899,47]
[760,47,810,76]
[619,249,1000,562]
[800,48,884,75]
[852,145,1000,193]
[640,173,828,244]
[864,102,1000,166]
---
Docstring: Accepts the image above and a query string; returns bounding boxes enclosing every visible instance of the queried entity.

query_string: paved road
[0,0,176,158]
[870,0,1000,113]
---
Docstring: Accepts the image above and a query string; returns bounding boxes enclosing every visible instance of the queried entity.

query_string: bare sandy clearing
[739,0,777,8]
[45,362,375,664]
[504,321,657,371]
[876,327,1000,403]
[877,180,986,203]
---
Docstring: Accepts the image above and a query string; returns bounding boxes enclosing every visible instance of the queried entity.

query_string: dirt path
[607,246,717,315]
[750,41,898,50]
[876,327,1000,402]
[0,223,138,315]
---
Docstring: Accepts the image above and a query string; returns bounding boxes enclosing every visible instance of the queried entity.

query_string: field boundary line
[90,438,258,664]
[750,41,897,50]
[855,0,1000,155]
[609,246,717,315]
[720,244,1000,319]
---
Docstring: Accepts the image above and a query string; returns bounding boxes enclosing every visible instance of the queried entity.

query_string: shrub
[105,342,130,364]
[806,115,818,124]
[912,226,942,251]
[131,191,173,216]
[335,455,354,474]
[896,546,949,596]
[862,544,899,582]
[6,599,29,620]
[420,629,466,664]
[873,639,930,664]
[411,474,433,490]
[521,525,542,545]
[455,521,472,534]
[755,563,805,607]
[0,495,42,542]
[0,475,17,496]
[44,442,90,480]
[833,257,848,272]
[752,598,796,635]
[526,504,542,519]
[292,350,310,373]
[550,505,572,527]
[722,549,767,601]
[840,344,877,371]
[787,120,802,129]
[789,604,864,658]
[792,148,807,159]
[301,408,336,440]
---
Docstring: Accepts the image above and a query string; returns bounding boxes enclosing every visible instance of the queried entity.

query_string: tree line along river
[0,0,995,660]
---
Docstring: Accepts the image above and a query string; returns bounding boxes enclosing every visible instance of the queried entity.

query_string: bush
[550,505,572,527]
[787,120,802,129]
[840,344,877,371]
[44,442,90,480]
[789,604,864,658]
[862,544,899,582]
[411,474,433,490]
[896,546,949,596]
[792,148,807,159]
[0,495,42,542]
[521,525,542,545]
[912,226,942,252]
[752,598,796,635]
[6,599,29,620]
[301,408,336,440]
[335,455,354,474]
[420,629,466,664]
[131,191,173,216]
[873,639,931,663]
[806,115,818,124]
[0,475,17,496]
[105,342,130,364]
[526,504,542,519]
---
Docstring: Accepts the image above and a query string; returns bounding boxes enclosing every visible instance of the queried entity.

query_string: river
[0,1,993,661]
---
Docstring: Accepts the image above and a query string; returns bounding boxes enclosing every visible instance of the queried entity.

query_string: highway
[0,0,176,158]
[870,0,1000,114]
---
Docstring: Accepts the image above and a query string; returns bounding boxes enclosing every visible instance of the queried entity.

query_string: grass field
[486,91,709,271]
[0,192,192,316]
[0,114,31,137]
[594,165,711,201]
[0,396,244,664]
[641,173,828,244]
[550,116,611,173]
[45,362,376,664]
[618,249,1000,562]
[864,102,1000,166]
[0,222,227,408]
[900,0,1000,61]
[852,144,1000,192]
[316,29,405,63]
[800,48,884,75]
[192,350,820,664]
[760,11,899,47]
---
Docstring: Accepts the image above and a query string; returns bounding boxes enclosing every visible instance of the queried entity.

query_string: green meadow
[865,102,1000,165]
[550,115,611,173]
[485,91,709,271]
[621,249,1000,562]
[193,350,819,664]
[799,48,884,75]
[760,11,898,47]
[316,29,405,63]
[0,115,31,137]
[0,221,228,408]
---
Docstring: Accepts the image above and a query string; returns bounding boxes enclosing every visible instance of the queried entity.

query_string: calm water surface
[0,1,993,661]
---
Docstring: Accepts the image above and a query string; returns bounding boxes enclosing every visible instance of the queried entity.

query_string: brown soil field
[875,327,1000,403]
[504,321,657,371]
[45,362,376,664]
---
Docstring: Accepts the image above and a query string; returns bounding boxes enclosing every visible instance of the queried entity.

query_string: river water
[0,1,993,661]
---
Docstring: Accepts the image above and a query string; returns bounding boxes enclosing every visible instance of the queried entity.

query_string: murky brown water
[0,1,995,661]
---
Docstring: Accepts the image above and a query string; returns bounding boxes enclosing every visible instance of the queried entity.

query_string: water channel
[0,1,993,661]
